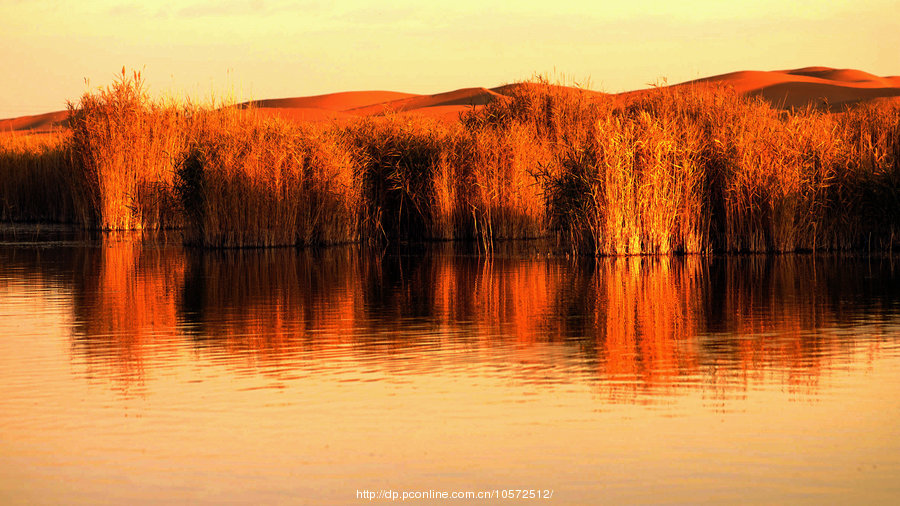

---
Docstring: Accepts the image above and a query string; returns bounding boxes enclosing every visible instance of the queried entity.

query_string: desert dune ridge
[3,66,899,132]
[677,66,900,109]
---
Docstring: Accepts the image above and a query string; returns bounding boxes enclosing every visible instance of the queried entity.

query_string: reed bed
[67,69,188,230]
[343,116,546,244]
[454,125,549,243]
[342,117,456,241]
[0,131,77,223]
[2,72,898,254]
[830,100,900,250]
[178,110,361,247]
[482,82,900,254]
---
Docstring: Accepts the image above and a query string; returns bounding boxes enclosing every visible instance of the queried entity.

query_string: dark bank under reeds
[1,70,898,254]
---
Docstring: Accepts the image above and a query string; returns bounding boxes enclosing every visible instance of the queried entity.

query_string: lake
[1,233,899,504]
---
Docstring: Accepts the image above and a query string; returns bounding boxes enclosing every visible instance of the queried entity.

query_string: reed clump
[467,80,706,254]
[548,109,705,255]
[341,115,549,244]
[68,68,188,230]
[452,125,549,243]
[463,78,608,146]
[178,110,361,247]
[342,117,456,241]
[636,87,822,253]
[342,115,549,244]
[830,100,900,250]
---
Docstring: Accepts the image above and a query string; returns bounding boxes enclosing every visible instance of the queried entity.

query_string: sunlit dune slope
[0,110,68,133]
[678,67,900,109]
[345,87,504,117]
[255,84,603,123]
[239,87,505,124]
[491,82,606,99]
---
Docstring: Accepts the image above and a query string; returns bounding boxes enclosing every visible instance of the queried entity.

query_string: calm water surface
[1,235,899,504]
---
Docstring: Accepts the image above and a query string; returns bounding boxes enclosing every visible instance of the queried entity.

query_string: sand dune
[682,67,900,109]
[244,90,419,112]
[0,110,68,133]
[390,104,478,122]
[491,82,605,99]
[240,88,503,124]
[786,67,890,85]
[347,87,503,116]
[4,67,899,132]
[748,81,900,109]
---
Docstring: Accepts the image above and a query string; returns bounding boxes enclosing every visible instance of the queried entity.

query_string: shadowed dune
[350,87,501,112]
[252,84,603,123]
[786,67,893,84]
[237,88,504,124]
[492,81,606,99]
[239,91,421,124]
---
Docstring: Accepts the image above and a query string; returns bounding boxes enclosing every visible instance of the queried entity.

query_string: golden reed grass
[485,81,900,254]
[0,131,78,223]
[178,109,361,247]
[342,116,546,246]
[1,72,898,253]
[67,69,188,230]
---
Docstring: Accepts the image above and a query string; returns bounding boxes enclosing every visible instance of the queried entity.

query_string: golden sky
[1,0,898,117]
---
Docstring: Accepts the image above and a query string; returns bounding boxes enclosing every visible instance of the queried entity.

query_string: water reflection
[70,238,185,391]
[2,241,897,402]
[179,248,364,367]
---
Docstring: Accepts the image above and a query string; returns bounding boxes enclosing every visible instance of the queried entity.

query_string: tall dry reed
[0,131,79,223]
[830,100,900,250]
[486,80,900,255]
[452,126,548,244]
[342,115,549,245]
[177,110,360,247]
[342,117,455,241]
[68,69,187,229]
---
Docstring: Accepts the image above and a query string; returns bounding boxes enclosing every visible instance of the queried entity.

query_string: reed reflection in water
[1,240,899,504]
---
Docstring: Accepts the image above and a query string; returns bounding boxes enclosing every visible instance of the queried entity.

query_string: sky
[1,0,898,118]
